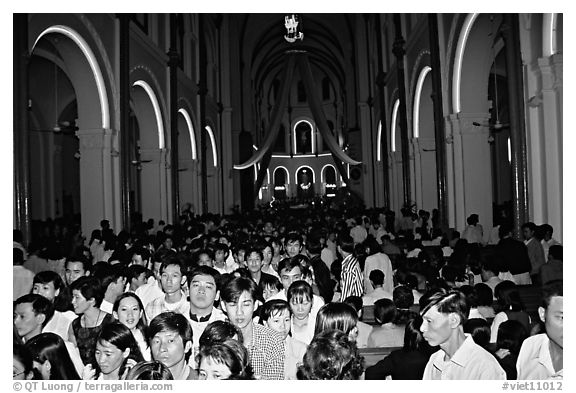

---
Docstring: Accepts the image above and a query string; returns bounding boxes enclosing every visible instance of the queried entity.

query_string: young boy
[261,299,307,380]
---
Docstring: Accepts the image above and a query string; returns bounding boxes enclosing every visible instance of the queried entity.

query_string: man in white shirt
[363,237,394,294]
[517,280,563,379]
[14,249,34,301]
[362,270,392,306]
[186,266,226,355]
[480,257,504,298]
[32,271,77,340]
[420,289,506,379]
[350,217,368,245]
[145,259,190,321]
[135,255,164,309]
[539,224,561,262]
[96,264,127,314]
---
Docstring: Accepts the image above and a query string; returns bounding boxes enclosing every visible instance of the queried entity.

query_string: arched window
[273,166,289,199]
[294,120,313,154]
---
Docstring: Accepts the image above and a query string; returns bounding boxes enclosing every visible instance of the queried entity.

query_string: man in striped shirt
[338,234,364,299]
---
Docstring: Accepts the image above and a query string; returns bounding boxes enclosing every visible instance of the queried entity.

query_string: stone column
[447,113,493,233]
[14,13,31,242]
[76,128,115,238]
[502,14,529,238]
[539,54,563,241]
[392,15,411,206]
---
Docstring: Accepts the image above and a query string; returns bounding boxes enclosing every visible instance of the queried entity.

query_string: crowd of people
[13,203,563,380]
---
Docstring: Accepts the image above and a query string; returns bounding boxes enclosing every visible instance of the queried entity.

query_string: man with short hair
[94,264,127,314]
[130,247,151,267]
[540,245,562,285]
[362,269,392,306]
[495,223,532,285]
[516,280,563,379]
[126,264,149,292]
[539,224,561,261]
[267,257,325,317]
[284,233,303,258]
[522,222,546,284]
[32,271,76,340]
[14,292,85,375]
[14,294,54,342]
[363,237,394,294]
[245,247,276,286]
[480,256,503,297]
[14,248,34,301]
[64,256,91,286]
[135,251,166,308]
[338,234,364,299]
[350,216,368,245]
[221,276,285,379]
[145,259,189,320]
[186,266,226,354]
[196,249,214,267]
[420,289,506,379]
[149,312,198,380]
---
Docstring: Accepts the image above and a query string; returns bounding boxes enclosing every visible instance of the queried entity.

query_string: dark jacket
[495,237,531,275]
[365,348,431,380]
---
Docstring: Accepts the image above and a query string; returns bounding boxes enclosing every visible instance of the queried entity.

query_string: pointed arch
[413,66,432,138]
[178,108,197,160]
[205,125,218,167]
[32,25,110,129]
[452,13,479,113]
[133,80,165,149]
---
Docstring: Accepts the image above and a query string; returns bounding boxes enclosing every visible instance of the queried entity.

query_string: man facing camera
[517,280,563,379]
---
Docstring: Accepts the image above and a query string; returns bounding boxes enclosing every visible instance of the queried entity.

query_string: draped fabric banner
[234,51,361,172]
[331,152,350,184]
[296,53,362,167]
[234,54,296,170]
[254,148,272,196]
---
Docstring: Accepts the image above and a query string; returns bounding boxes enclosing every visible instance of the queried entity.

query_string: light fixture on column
[284,14,304,43]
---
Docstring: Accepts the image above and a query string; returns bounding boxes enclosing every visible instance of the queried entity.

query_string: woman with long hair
[288,280,315,345]
[494,320,529,379]
[84,322,144,380]
[197,338,254,380]
[13,344,35,380]
[314,302,359,342]
[365,315,433,380]
[26,332,80,380]
[113,292,150,360]
[490,281,532,343]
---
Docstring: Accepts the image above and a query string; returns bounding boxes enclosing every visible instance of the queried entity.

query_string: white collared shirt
[423,334,506,380]
[517,333,563,380]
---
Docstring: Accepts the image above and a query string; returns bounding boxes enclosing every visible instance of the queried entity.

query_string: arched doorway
[28,56,80,224]
[131,80,168,224]
[177,107,198,216]
[412,65,437,213]
[273,166,289,199]
[296,166,315,200]
[322,164,337,198]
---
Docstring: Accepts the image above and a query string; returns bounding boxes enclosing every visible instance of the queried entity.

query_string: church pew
[359,346,402,368]
[362,304,420,325]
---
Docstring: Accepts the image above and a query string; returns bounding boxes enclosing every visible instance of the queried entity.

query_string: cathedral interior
[13,13,563,242]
